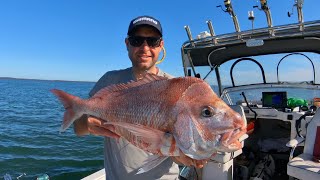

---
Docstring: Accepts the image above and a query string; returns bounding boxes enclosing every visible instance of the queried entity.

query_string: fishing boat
[83,0,320,179]
[180,0,320,179]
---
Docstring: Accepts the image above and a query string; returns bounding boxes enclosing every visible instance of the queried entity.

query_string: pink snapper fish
[51,74,246,173]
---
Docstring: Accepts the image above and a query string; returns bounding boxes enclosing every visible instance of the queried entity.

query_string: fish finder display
[262,92,287,109]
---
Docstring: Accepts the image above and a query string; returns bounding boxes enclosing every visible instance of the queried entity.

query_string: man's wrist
[73,115,90,136]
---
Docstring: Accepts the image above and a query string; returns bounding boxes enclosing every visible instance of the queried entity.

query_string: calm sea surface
[0,78,104,179]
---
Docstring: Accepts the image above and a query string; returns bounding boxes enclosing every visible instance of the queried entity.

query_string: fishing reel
[216,0,241,33]
[288,0,304,17]
[253,0,269,11]
[216,0,233,14]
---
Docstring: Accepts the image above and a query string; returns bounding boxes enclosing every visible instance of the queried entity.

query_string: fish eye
[201,106,214,117]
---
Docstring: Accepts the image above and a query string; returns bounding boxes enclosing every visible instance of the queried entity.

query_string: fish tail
[51,89,83,132]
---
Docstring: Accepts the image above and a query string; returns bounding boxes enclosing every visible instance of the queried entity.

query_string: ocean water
[0,78,104,179]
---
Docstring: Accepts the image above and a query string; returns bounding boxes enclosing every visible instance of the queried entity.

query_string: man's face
[125,26,163,71]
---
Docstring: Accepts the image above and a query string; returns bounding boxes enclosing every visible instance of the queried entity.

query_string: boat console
[243,105,314,140]
[241,90,315,140]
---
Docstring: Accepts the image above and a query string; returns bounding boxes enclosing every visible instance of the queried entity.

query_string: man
[74,15,204,180]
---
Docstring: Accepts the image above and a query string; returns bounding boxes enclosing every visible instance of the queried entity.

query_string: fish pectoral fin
[136,155,169,174]
[104,122,165,148]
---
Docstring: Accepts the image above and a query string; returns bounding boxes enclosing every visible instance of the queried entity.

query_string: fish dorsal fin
[93,73,168,98]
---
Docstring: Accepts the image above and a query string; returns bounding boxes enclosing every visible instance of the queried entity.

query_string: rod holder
[206,20,217,45]
[184,25,195,47]
[297,0,304,31]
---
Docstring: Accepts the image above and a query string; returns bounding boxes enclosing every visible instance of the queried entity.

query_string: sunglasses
[128,36,162,48]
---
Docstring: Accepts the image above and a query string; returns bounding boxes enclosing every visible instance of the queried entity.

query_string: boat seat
[287,109,320,180]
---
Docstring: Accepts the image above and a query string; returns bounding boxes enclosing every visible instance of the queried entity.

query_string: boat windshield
[195,52,320,106]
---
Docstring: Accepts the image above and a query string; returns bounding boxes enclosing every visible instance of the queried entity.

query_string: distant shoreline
[0,77,96,83]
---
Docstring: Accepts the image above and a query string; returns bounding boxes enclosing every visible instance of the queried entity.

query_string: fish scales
[98,77,201,131]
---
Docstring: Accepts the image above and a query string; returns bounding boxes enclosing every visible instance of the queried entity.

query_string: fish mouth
[219,126,247,152]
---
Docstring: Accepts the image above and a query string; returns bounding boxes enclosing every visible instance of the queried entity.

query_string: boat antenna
[253,0,274,36]
[248,10,255,38]
[288,0,304,31]
[217,0,241,38]
[246,10,264,47]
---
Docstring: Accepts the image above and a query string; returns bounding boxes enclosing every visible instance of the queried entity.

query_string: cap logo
[133,17,158,25]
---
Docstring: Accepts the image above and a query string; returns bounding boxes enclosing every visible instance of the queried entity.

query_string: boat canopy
[181,20,320,69]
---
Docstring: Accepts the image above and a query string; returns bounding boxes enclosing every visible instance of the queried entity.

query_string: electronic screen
[262,91,287,109]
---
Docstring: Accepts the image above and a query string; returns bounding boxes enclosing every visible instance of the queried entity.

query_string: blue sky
[0,0,318,82]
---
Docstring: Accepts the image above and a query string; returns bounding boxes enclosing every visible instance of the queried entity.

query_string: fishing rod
[288,0,304,31]
[217,0,241,37]
[253,0,274,36]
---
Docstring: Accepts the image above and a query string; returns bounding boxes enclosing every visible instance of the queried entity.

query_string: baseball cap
[127,15,162,37]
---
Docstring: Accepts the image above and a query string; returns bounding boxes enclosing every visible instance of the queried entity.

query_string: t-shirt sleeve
[89,72,113,97]
[88,68,132,97]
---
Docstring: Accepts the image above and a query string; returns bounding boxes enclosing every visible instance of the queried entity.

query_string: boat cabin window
[192,52,320,108]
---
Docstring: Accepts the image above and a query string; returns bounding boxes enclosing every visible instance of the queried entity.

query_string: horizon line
[0,76,96,83]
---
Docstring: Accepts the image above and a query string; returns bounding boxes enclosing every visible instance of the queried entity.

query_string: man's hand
[87,116,120,139]
[74,115,120,139]
[172,150,208,168]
